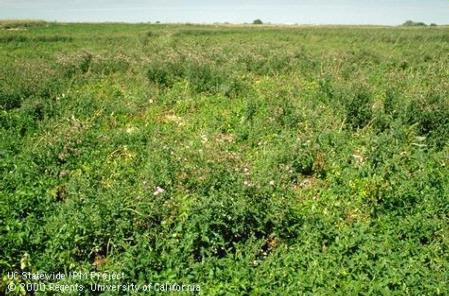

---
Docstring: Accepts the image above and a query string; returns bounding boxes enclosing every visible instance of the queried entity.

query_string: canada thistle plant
[0,22,448,295]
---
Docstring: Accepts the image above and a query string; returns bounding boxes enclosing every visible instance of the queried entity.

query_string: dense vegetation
[401,20,434,27]
[0,21,448,295]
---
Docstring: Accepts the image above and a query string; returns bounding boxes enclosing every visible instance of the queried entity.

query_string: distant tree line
[250,19,437,27]
[402,20,437,27]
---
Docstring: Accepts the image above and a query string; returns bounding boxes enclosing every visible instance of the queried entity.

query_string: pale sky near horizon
[0,0,447,25]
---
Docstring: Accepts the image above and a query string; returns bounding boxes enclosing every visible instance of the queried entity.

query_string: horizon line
[1,19,447,27]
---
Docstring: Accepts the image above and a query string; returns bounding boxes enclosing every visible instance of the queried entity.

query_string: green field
[1,22,448,295]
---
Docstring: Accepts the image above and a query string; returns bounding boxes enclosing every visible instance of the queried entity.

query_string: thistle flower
[153,186,165,196]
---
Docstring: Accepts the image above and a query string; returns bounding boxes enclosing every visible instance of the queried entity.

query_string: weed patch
[1,23,448,295]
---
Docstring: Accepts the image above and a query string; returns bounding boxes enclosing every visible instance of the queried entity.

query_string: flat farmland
[1,22,448,295]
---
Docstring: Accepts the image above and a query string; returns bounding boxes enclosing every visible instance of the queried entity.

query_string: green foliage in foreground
[0,22,448,295]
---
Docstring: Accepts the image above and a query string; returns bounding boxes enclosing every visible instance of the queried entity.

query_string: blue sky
[0,0,447,25]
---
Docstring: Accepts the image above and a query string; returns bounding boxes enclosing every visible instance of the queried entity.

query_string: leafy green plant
[345,87,373,129]
[1,22,448,296]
